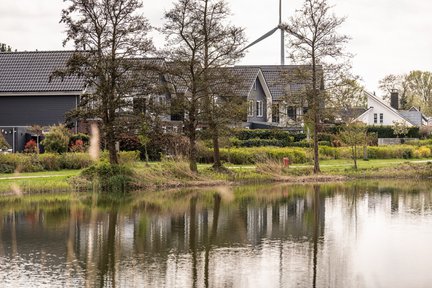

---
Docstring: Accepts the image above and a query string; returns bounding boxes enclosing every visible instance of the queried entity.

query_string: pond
[1,181,432,287]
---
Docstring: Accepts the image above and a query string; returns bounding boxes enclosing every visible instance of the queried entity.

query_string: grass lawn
[0,169,81,194]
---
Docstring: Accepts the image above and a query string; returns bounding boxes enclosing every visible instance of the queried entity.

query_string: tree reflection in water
[0,181,432,287]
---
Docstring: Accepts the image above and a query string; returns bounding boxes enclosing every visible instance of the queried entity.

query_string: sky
[0,0,431,94]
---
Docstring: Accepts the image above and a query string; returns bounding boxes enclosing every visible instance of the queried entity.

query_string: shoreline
[0,160,431,194]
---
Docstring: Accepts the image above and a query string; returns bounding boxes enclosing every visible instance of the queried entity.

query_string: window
[253,80,257,91]
[256,100,263,117]
[374,113,378,124]
[303,107,308,116]
[380,113,383,124]
[248,100,254,116]
[287,106,297,121]
[272,104,280,123]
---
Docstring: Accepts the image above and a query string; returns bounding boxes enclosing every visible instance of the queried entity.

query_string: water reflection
[0,181,432,287]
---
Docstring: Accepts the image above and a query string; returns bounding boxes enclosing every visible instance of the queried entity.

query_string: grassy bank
[1,158,432,194]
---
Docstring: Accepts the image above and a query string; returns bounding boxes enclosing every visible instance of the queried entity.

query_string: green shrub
[0,153,92,173]
[81,161,133,193]
[39,154,62,170]
[70,133,90,145]
[42,125,70,154]
[198,147,310,165]
[0,163,14,173]
[100,151,140,164]
[366,126,420,138]
[61,153,93,169]
[413,146,431,158]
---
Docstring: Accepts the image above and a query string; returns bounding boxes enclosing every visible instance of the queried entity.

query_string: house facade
[0,51,85,152]
[354,91,427,127]
[0,51,318,151]
[231,65,318,131]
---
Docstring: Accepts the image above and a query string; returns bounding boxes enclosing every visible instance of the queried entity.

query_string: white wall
[361,95,413,127]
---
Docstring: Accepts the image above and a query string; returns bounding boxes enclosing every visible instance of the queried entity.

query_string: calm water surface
[1,181,432,288]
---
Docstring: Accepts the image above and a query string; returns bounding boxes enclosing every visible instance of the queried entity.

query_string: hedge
[197,145,432,165]
[234,129,306,142]
[0,151,140,173]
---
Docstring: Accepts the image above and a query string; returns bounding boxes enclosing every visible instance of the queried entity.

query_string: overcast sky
[1,0,431,94]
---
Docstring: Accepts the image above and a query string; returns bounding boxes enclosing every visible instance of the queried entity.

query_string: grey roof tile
[0,51,86,93]
[233,65,317,100]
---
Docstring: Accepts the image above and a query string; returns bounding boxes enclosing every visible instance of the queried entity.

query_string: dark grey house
[0,51,85,152]
[231,65,318,131]
[0,50,318,151]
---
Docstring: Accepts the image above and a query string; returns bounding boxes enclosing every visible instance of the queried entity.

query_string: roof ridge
[0,50,79,55]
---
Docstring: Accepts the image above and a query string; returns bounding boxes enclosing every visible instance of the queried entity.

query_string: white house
[354,91,427,127]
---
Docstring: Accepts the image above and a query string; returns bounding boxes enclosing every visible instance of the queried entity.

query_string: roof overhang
[0,91,83,96]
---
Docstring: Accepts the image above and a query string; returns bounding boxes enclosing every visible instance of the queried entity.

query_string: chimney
[390,89,399,110]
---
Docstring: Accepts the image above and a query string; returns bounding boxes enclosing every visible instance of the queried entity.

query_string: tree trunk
[312,52,320,174]
[313,115,320,173]
[188,123,198,172]
[211,124,222,169]
[353,145,358,170]
[105,123,118,165]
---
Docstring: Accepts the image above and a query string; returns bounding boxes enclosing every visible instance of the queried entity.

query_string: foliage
[81,161,133,193]
[392,121,410,138]
[366,125,419,138]
[379,71,432,113]
[0,153,92,173]
[69,139,86,152]
[338,123,368,169]
[198,146,310,165]
[41,125,70,154]
[24,139,38,154]
[70,133,90,145]
[0,133,9,150]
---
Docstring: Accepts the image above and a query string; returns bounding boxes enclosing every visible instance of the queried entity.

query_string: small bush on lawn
[81,161,133,193]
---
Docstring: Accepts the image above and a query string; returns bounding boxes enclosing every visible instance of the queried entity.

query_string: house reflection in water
[1,182,432,287]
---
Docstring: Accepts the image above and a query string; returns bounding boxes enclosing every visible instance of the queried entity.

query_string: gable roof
[360,91,424,126]
[229,67,261,96]
[234,65,319,100]
[0,50,86,93]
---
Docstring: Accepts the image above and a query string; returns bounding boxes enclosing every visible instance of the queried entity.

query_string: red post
[283,157,290,167]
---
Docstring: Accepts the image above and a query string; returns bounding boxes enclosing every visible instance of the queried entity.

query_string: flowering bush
[70,139,86,152]
[24,139,38,153]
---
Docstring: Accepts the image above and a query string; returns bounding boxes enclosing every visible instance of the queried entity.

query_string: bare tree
[379,71,432,113]
[57,0,154,164]
[284,0,350,173]
[339,122,367,170]
[162,0,246,172]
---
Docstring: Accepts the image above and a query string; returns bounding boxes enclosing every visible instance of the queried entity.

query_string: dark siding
[0,95,77,126]
[247,78,267,122]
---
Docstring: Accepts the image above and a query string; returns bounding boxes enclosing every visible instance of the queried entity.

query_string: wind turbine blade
[242,27,279,52]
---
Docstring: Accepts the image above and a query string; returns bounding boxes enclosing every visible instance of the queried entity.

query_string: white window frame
[256,100,263,117]
[248,100,254,116]
[379,113,384,124]
[253,80,257,91]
